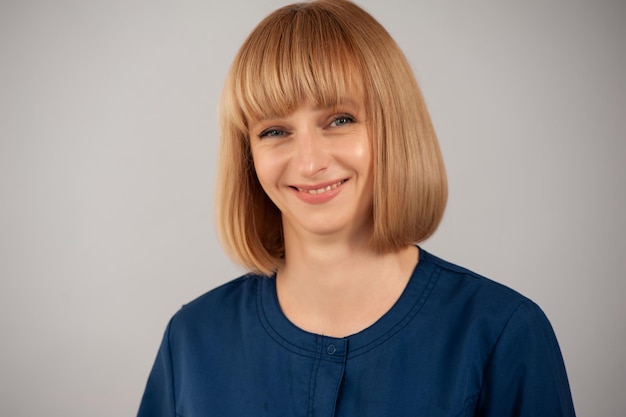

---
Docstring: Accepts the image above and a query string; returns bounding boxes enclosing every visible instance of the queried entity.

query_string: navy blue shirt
[138,249,575,416]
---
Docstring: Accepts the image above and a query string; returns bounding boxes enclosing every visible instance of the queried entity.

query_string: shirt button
[327,344,336,355]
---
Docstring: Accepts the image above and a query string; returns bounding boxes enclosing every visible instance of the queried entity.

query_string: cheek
[338,139,372,175]
[360,145,373,173]
[252,159,270,191]
[252,149,284,190]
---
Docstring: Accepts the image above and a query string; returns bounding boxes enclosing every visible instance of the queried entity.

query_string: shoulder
[418,249,570,379]
[167,273,266,340]
[420,248,532,307]
[418,248,547,336]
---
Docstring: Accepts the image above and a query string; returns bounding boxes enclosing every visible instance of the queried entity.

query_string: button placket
[308,337,348,417]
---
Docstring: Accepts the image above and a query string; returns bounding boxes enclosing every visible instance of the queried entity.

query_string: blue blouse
[138,249,575,416]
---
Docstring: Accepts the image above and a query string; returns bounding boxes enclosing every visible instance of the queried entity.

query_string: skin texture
[249,99,373,246]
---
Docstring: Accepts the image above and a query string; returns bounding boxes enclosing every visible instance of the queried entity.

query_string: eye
[329,114,356,127]
[258,127,287,139]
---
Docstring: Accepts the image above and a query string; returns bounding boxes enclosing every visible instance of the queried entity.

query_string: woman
[138,1,576,416]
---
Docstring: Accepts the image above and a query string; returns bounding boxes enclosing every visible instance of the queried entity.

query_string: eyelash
[258,128,286,139]
[330,114,356,127]
[257,113,356,139]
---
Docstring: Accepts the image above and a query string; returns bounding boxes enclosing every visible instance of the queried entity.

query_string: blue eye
[258,128,286,138]
[330,115,355,127]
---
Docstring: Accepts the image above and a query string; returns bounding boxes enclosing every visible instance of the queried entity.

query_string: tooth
[298,181,345,195]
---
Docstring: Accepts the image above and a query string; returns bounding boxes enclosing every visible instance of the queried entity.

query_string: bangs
[231,4,366,128]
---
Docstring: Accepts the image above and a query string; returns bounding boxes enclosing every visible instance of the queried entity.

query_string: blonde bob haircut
[217,0,447,275]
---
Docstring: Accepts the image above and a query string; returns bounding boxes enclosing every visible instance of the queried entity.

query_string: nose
[294,128,330,178]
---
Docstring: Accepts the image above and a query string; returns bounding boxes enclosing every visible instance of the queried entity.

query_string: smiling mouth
[293,179,348,195]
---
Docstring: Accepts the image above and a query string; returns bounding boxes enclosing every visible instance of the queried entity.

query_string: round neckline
[257,247,439,359]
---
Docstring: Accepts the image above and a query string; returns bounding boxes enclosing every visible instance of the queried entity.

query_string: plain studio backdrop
[1,0,624,416]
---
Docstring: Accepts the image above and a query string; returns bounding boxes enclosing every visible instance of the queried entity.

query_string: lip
[290,179,348,204]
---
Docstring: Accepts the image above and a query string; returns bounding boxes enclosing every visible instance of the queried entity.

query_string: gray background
[1,0,624,416]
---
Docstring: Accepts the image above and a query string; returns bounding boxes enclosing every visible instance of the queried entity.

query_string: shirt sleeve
[474,300,576,417]
[137,318,177,417]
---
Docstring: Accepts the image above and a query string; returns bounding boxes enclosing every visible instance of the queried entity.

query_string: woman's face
[249,99,373,242]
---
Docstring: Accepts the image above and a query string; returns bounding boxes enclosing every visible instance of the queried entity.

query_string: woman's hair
[217,0,447,275]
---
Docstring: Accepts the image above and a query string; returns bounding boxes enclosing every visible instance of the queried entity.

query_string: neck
[276,227,418,337]
[278,215,377,286]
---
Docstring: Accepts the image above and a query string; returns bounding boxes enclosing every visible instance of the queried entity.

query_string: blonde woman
[138,1,575,415]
